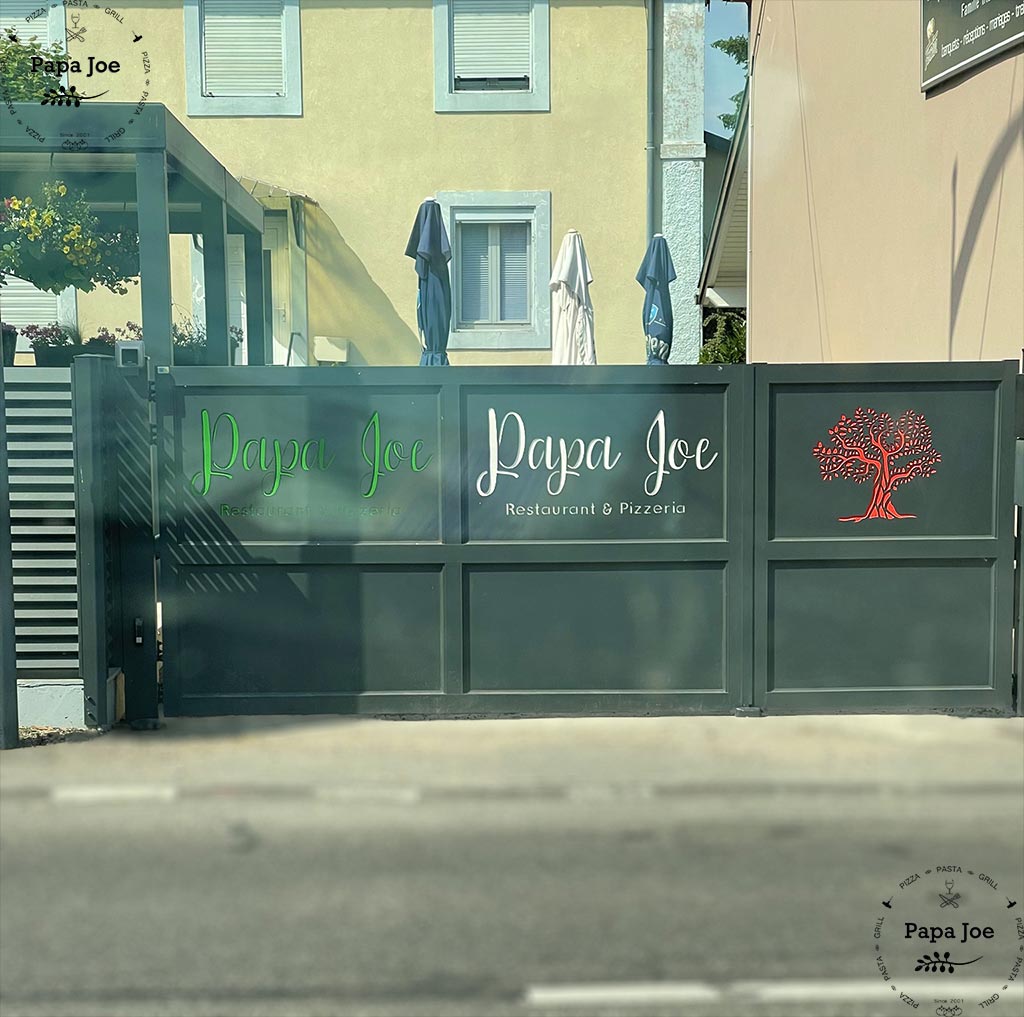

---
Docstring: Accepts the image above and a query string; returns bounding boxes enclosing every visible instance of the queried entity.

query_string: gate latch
[134,618,144,646]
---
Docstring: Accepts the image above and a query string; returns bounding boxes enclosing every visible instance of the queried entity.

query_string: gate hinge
[149,422,159,446]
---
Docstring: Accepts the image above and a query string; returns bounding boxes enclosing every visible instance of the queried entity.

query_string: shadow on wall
[947,62,1024,361]
[303,204,421,366]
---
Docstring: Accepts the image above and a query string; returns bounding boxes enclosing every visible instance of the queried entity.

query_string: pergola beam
[201,196,231,366]
[135,152,173,366]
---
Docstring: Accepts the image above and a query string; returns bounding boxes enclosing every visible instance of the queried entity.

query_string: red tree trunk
[839,480,916,522]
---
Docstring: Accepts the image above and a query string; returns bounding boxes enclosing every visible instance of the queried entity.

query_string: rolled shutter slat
[459,223,490,323]
[452,0,532,79]
[201,0,286,97]
[499,223,530,322]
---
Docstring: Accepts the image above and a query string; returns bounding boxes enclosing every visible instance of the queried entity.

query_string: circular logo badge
[874,866,1023,1013]
[1,2,154,149]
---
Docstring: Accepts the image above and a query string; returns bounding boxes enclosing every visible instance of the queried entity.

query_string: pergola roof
[0,103,263,234]
[1,103,268,366]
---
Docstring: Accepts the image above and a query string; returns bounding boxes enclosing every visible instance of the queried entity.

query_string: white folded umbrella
[549,229,596,365]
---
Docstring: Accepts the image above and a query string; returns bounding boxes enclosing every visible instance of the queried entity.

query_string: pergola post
[201,196,231,365]
[135,153,173,367]
[243,230,267,365]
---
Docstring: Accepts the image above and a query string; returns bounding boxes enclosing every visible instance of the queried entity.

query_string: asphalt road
[2,781,1022,1017]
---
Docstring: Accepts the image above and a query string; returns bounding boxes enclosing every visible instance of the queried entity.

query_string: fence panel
[754,362,1017,714]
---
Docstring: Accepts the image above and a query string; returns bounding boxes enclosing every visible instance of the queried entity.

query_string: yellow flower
[18,219,27,228]
[57,185,67,197]
[9,199,21,210]
[62,246,70,254]
[24,197,31,206]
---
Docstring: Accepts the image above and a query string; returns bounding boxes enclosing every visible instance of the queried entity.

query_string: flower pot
[2,329,16,367]
[32,346,78,367]
[173,346,207,366]
[81,341,115,357]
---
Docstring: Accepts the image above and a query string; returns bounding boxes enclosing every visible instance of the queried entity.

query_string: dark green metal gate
[154,365,753,716]
[67,358,1019,720]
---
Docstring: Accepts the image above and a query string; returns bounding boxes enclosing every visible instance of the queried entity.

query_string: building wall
[748,0,1023,363]
[74,0,651,366]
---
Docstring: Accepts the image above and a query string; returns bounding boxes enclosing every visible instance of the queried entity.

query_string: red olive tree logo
[812,408,941,522]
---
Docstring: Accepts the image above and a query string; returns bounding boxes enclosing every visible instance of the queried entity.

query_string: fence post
[0,366,18,748]
[73,356,111,728]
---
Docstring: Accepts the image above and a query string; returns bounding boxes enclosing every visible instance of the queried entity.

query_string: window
[457,223,530,326]
[438,191,551,350]
[434,0,550,113]
[184,0,302,117]
[0,278,77,355]
[0,1,64,45]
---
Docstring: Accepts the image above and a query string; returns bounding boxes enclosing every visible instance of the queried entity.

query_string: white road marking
[50,784,178,804]
[525,983,722,1007]
[525,979,1024,1007]
[314,785,422,804]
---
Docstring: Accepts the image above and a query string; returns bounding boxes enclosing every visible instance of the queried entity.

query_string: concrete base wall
[17,679,86,729]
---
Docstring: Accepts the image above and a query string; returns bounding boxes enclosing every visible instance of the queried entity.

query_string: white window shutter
[0,1,50,39]
[452,0,532,80]
[201,0,286,97]
[0,277,61,351]
[459,223,490,322]
[498,223,529,321]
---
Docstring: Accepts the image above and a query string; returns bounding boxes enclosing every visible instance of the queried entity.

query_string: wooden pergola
[0,103,266,366]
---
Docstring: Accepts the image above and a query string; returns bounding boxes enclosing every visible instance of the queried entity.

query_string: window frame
[433,0,550,114]
[438,190,551,350]
[183,0,303,118]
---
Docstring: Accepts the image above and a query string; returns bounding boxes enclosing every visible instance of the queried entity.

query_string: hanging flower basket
[0,181,139,295]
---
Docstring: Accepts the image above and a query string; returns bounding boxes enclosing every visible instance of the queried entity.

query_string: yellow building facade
[3,0,715,367]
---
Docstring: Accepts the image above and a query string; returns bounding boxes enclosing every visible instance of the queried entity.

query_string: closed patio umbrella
[550,229,596,366]
[405,197,452,366]
[636,233,676,365]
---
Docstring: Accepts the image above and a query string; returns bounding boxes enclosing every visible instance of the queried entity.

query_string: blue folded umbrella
[405,199,452,366]
[636,234,677,365]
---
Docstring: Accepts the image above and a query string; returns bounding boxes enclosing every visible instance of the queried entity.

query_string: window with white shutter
[434,0,549,113]
[457,222,531,326]
[184,0,302,116]
[0,0,63,44]
[452,0,531,92]
[0,278,76,353]
[439,190,551,350]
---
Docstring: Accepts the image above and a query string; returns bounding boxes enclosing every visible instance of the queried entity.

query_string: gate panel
[754,362,1017,713]
[157,366,750,716]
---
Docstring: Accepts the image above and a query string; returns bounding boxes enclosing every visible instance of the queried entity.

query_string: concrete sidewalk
[2,714,1021,794]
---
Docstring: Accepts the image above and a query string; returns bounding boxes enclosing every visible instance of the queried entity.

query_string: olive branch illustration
[914,951,983,973]
[40,85,109,108]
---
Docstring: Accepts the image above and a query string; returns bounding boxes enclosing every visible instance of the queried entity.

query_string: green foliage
[699,309,746,365]
[0,32,68,103]
[711,34,749,134]
[0,181,140,295]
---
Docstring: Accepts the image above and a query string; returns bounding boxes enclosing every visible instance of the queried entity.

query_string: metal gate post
[113,366,160,727]
[72,356,112,728]
[0,366,18,748]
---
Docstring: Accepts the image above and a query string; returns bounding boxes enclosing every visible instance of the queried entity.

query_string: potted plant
[0,181,139,296]
[21,322,82,367]
[172,318,243,365]
[83,325,118,357]
[1,321,16,367]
